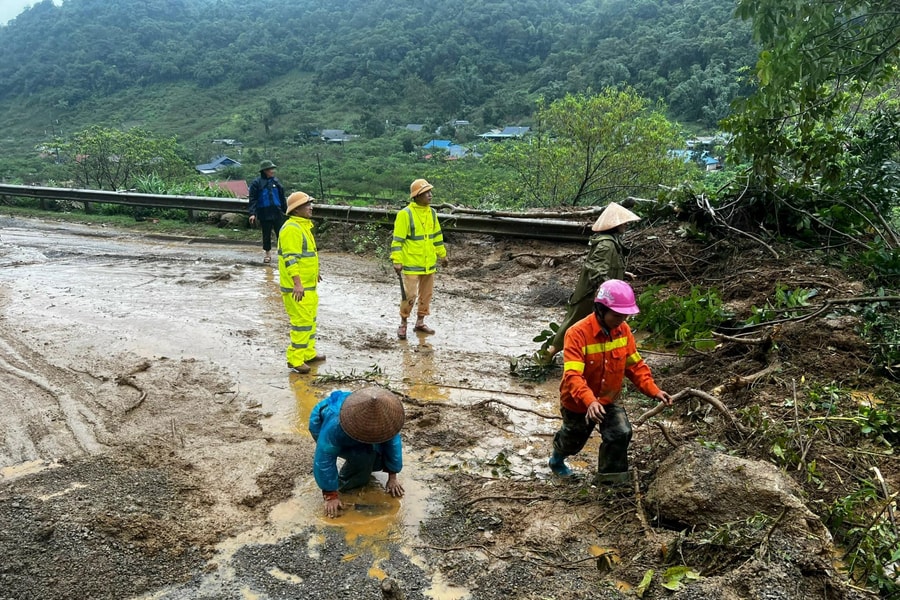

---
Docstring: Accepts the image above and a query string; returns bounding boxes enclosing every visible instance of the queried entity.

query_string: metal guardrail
[0,184,592,242]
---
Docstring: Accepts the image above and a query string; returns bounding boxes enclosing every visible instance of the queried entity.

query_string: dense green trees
[60,126,191,190]
[0,0,755,127]
[486,89,685,206]
[727,0,900,188]
[720,0,900,254]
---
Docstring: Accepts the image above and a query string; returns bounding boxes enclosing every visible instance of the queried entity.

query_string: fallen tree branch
[526,551,612,570]
[843,491,900,559]
[122,389,148,414]
[711,331,774,345]
[440,383,542,399]
[858,193,900,248]
[123,361,152,377]
[634,388,748,434]
[726,296,900,331]
[633,469,653,538]
[711,360,781,395]
[871,467,897,531]
[755,508,789,561]
[654,422,679,448]
[414,543,511,560]
[693,191,779,258]
[473,398,560,420]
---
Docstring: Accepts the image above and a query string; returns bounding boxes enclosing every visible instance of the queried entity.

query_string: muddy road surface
[2,215,883,600]
[0,216,567,600]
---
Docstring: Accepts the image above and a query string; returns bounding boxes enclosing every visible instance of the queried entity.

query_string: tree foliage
[0,0,756,127]
[60,126,191,190]
[725,0,900,187]
[486,89,686,206]
[711,0,900,253]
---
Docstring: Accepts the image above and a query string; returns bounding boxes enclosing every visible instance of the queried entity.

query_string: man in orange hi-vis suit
[549,279,672,484]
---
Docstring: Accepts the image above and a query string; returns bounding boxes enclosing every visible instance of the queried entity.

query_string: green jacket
[568,233,626,305]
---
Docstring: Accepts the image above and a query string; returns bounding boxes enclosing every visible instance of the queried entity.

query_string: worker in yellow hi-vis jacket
[278,191,325,374]
[390,178,448,340]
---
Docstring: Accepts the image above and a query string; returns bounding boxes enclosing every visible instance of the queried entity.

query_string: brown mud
[0,214,895,599]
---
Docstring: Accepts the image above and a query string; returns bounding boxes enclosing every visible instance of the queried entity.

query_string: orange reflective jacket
[560,314,660,413]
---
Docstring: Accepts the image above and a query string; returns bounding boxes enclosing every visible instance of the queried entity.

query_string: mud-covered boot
[548,452,573,477]
[592,470,631,487]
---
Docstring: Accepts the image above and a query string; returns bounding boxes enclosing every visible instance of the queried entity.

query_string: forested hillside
[0,0,754,129]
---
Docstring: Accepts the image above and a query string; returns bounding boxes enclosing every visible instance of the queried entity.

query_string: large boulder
[216,212,247,228]
[647,444,826,538]
[647,445,870,600]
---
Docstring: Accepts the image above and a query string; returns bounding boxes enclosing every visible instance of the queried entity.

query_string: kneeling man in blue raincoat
[309,386,405,517]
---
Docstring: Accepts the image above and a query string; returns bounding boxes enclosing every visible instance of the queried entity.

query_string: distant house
[452,120,470,127]
[668,148,722,170]
[211,139,242,147]
[209,180,249,199]
[405,124,425,132]
[196,155,241,174]
[447,144,469,159]
[423,139,453,150]
[701,152,722,171]
[321,129,355,143]
[668,149,697,163]
[478,126,530,140]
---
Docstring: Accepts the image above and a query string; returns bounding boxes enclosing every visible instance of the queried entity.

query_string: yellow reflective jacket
[390,202,447,275]
[278,216,318,291]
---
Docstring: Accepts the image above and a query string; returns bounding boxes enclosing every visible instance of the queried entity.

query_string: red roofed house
[209,180,249,199]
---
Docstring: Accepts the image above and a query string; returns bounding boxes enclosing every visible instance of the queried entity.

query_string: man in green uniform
[541,201,641,363]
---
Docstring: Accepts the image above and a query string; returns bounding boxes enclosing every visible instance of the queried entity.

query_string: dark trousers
[552,404,633,474]
[260,214,284,252]
[337,446,386,492]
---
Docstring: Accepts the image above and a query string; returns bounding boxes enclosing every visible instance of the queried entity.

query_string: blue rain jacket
[309,390,403,492]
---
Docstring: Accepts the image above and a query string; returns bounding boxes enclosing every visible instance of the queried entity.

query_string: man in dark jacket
[248,159,287,263]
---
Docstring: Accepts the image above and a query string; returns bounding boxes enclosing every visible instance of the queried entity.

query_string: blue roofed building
[423,139,453,150]
[195,155,242,174]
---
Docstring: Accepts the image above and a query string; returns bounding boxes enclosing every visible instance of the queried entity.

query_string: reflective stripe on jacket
[309,390,403,492]
[390,202,446,275]
[277,216,318,291]
[560,314,660,413]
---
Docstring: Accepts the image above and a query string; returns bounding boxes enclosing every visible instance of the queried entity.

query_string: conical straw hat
[591,202,640,232]
[339,387,405,444]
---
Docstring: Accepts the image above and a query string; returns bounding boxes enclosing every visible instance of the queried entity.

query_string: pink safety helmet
[595,279,640,315]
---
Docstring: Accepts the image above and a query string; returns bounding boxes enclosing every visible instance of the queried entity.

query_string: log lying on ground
[634,388,748,434]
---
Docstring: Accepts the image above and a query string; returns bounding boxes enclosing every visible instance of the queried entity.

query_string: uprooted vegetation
[445,225,900,598]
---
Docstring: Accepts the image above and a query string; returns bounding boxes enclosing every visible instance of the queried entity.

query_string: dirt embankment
[0,216,896,599]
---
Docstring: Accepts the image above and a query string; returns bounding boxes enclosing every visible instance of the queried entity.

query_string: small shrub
[826,484,900,597]
[744,283,817,325]
[860,295,900,381]
[632,285,728,351]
